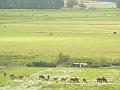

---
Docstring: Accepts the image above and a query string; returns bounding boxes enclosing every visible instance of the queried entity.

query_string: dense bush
[67,0,78,8]
[26,61,56,67]
[79,3,86,9]
[56,53,120,68]
[88,62,111,68]
[57,52,71,64]
[0,53,119,68]
[116,0,120,8]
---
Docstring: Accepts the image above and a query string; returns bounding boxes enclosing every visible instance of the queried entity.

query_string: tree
[79,3,86,9]
[67,0,78,8]
[57,52,71,64]
[115,0,120,8]
[0,0,64,9]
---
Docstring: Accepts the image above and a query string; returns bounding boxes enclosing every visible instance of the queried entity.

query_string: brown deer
[97,77,108,83]
[70,77,79,83]
[10,74,15,80]
[18,75,24,80]
[61,77,67,82]
[39,75,46,80]
[53,77,59,81]
[83,78,87,83]
[47,75,50,80]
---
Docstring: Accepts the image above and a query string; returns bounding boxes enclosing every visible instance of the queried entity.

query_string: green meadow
[0,9,120,90]
[0,9,120,64]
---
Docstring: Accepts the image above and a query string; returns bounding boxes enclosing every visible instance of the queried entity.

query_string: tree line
[0,0,120,9]
[116,0,120,8]
[26,53,120,68]
[0,0,64,9]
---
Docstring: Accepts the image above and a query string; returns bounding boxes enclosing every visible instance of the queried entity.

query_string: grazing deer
[97,77,108,83]
[10,74,15,80]
[102,77,108,83]
[53,77,59,81]
[61,77,67,82]
[18,75,24,80]
[47,75,50,80]
[39,75,46,80]
[70,77,79,83]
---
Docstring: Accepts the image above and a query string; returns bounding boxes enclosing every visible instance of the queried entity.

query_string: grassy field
[0,67,120,90]
[0,67,42,85]
[0,9,120,64]
[0,9,120,90]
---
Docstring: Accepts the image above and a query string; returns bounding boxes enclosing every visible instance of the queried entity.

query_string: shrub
[57,52,71,64]
[26,61,56,67]
[79,3,86,9]
[116,0,120,8]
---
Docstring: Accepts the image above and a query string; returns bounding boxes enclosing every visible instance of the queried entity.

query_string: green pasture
[0,9,120,64]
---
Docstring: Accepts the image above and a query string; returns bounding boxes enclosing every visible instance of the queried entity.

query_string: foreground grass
[40,83,120,90]
[0,67,42,85]
[0,67,120,90]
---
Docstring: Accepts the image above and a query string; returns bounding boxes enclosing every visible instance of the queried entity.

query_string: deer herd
[38,74,108,83]
[8,73,108,84]
[38,74,87,83]
[9,74,30,80]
